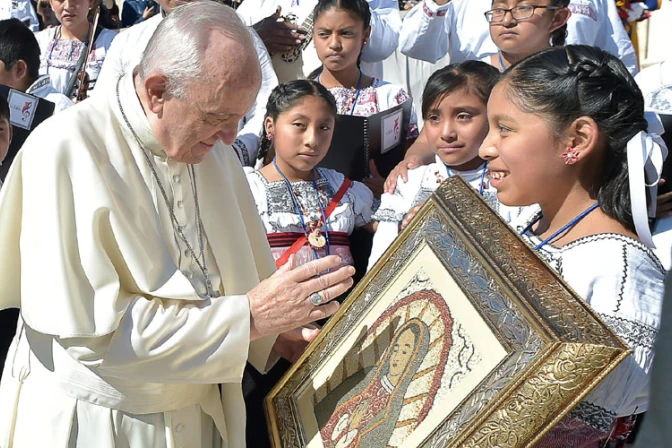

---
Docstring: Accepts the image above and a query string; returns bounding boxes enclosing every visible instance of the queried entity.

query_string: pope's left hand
[273,324,321,363]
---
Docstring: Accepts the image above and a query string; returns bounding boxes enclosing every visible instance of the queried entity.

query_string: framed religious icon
[265,176,632,448]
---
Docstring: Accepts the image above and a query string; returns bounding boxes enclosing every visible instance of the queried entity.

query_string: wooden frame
[265,176,631,448]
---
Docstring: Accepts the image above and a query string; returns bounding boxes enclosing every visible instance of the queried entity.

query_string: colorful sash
[271,178,352,268]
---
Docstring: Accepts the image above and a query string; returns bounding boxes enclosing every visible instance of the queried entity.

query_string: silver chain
[116,78,220,299]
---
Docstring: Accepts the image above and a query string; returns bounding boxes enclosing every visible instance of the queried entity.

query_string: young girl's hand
[400,202,425,230]
[384,128,435,194]
[384,157,423,194]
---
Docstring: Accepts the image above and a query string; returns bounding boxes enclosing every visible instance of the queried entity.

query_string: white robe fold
[0,70,277,448]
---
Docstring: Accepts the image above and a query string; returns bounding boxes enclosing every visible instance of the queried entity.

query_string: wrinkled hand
[253,7,306,54]
[363,160,385,199]
[273,324,320,363]
[401,201,425,230]
[248,255,354,340]
[657,179,672,218]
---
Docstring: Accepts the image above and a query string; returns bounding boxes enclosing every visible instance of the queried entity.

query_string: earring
[363,40,368,46]
[267,131,274,141]
[560,147,579,165]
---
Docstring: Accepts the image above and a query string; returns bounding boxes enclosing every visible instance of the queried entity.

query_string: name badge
[8,89,39,130]
[381,108,403,153]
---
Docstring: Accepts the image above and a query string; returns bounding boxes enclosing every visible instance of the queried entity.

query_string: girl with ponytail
[480,44,666,446]
[309,0,419,196]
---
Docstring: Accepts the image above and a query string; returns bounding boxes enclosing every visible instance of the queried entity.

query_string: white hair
[139,1,256,99]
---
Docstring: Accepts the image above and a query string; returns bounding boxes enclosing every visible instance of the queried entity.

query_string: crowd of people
[0,0,670,447]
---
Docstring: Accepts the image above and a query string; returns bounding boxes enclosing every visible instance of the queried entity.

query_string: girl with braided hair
[480,44,666,446]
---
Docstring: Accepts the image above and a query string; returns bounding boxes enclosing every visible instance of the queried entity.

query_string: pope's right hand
[247,255,354,340]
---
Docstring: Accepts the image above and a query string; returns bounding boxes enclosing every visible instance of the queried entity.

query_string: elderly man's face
[146,31,261,164]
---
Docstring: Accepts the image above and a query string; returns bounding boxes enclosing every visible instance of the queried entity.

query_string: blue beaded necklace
[520,203,600,251]
[444,161,489,196]
[273,158,331,259]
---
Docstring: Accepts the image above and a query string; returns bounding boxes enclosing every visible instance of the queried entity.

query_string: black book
[0,85,56,181]
[319,98,414,181]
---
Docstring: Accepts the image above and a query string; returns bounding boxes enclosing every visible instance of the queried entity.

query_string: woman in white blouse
[35,0,116,100]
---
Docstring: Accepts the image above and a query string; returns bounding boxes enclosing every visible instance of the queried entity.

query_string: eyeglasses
[484,5,561,23]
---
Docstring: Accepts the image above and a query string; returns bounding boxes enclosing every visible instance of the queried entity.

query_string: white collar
[26,75,52,96]
[435,155,488,182]
[380,374,395,394]
[113,69,167,159]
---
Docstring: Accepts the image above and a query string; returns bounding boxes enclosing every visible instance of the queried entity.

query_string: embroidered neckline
[519,221,664,270]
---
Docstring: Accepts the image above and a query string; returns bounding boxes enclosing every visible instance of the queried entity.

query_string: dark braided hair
[257,79,337,165]
[308,0,371,80]
[421,60,499,120]
[500,45,648,232]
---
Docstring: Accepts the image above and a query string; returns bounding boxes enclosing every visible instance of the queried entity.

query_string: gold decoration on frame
[265,177,632,448]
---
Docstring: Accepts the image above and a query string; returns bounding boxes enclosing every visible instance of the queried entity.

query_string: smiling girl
[246,80,376,269]
[482,45,665,446]
[35,0,116,99]
[368,61,526,269]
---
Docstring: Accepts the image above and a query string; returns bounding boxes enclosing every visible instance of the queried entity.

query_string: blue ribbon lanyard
[498,51,506,71]
[273,158,331,260]
[520,202,600,251]
[444,161,489,196]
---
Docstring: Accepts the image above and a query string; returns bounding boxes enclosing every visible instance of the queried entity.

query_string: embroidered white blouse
[368,156,530,270]
[399,0,638,75]
[327,77,420,144]
[245,167,376,266]
[35,26,117,100]
[513,212,665,444]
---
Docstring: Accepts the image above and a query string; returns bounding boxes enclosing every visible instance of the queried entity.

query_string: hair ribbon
[627,111,668,248]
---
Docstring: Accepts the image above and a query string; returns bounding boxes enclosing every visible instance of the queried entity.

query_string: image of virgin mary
[315,318,431,448]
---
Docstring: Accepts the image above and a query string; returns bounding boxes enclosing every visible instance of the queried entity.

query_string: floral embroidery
[328,79,418,140]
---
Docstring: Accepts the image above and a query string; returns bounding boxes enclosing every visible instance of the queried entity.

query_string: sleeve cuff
[232,139,251,166]
[248,334,279,373]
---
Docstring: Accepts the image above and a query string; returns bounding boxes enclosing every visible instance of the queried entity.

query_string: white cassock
[235,0,402,80]
[0,71,278,448]
[399,0,639,75]
[95,14,279,167]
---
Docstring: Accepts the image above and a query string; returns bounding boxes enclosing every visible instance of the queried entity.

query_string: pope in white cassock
[0,3,354,447]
